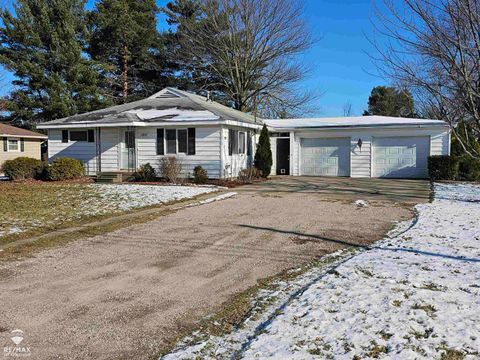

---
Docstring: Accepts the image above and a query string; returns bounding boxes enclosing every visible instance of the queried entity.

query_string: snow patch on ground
[162,182,480,360]
[0,184,217,239]
[92,184,217,211]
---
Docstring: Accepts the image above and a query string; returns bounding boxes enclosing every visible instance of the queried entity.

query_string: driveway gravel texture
[0,177,421,359]
[165,183,480,360]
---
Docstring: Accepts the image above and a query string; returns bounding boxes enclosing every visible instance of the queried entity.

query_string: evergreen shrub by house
[47,157,84,181]
[193,165,208,184]
[427,155,458,180]
[254,125,272,178]
[457,156,480,181]
[1,157,42,180]
[132,163,157,182]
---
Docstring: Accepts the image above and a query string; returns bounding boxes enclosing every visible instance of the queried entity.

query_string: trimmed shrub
[254,124,272,178]
[160,157,182,183]
[457,156,480,181]
[47,157,84,181]
[428,155,458,180]
[1,157,42,180]
[193,165,208,184]
[132,163,157,182]
[238,166,261,183]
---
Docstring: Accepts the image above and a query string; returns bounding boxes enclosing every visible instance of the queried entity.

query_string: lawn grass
[0,181,217,251]
[0,182,103,243]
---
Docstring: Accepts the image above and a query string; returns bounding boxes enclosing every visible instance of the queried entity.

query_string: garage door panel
[301,137,350,177]
[373,136,429,178]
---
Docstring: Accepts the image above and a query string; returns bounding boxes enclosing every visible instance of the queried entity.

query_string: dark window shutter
[62,130,68,143]
[20,138,24,152]
[187,128,195,155]
[228,129,234,156]
[156,128,164,155]
[247,132,252,156]
[2,137,7,152]
[87,129,94,142]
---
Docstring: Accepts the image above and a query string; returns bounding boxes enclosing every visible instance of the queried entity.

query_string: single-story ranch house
[1,123,47,170]
[37,87,450,179]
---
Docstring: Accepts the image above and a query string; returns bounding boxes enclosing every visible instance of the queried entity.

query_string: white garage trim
[372,136,430,178]
[300,137,351,176]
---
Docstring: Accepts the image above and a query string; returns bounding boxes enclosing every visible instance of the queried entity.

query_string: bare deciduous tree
[168,0,315,118]
[343,101,353,116]
[371,0,480,158]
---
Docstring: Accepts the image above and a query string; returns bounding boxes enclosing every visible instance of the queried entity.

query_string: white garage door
[301,138,350,176]
[373,136,430,178]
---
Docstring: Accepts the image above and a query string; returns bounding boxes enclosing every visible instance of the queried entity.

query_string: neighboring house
[1,124,47,170]
[37,87,450,179]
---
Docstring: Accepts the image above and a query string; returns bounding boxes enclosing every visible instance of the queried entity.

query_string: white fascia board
[268,123,450,132]
[37,119,263,130]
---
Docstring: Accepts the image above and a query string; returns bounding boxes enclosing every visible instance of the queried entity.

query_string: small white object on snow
[354,199,369,207]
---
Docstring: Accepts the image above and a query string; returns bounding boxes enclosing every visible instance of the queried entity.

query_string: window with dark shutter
[187,128,195,155]
[20,138,24,152]
[238,132,246,154]
[156,129,164,155]
[87,130,94,142]
[247,132,252,156]
[229,129,238,155]
[62,130,68,143]
[178,129,187,153]
[166,129,176,154]
[2,137,7,152]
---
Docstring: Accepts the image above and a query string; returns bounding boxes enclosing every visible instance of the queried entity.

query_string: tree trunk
[122,42,128,102]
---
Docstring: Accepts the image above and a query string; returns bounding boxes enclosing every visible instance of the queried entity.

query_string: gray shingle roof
[41,88,262,126]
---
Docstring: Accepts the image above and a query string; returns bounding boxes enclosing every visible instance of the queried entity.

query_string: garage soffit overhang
[267,123,450,131]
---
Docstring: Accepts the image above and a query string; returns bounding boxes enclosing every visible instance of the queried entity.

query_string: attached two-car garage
[266,116,450,179]
[300,136,429,178]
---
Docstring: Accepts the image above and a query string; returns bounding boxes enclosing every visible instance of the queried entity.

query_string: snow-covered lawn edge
[0,184,219,239]
[162,182,480,360]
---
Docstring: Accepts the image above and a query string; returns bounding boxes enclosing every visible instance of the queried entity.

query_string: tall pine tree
[88,0,174,103]
[0,0,106,125]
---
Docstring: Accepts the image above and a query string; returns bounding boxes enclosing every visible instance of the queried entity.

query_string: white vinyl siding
[99,128,120,172]
[48,129,97,175]
[372,136,430,178]
[137,126,222,178]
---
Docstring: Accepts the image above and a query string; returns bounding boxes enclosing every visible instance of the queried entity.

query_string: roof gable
[38,87,261,127]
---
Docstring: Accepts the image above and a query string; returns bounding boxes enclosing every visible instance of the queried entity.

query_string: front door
[121,129,136,170]
[276,138,290,175]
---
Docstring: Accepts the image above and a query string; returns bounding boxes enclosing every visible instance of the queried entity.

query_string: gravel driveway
[0,177,428,359]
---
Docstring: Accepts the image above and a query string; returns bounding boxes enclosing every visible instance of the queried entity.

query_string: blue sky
[2,0,388,117]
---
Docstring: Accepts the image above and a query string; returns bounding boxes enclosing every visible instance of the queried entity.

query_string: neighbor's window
[166,129,177,154]
[177,129,188,153]
[69,130,88,142]
[7,138,19,152]
[238,132,246,154]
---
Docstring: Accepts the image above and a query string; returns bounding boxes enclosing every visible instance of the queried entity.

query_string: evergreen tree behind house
[363,86,415,118]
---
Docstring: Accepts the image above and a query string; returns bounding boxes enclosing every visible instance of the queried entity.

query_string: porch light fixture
[357,138,363,150]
